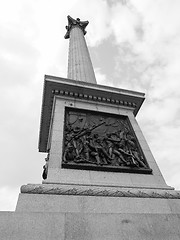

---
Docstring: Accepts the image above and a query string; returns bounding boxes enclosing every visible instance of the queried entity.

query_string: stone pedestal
[38,75,171,190]
[6,75,179,239]
[1,211,180,239]
[17,184,180,214]
[1,75,180,239]
[12,183,180,239]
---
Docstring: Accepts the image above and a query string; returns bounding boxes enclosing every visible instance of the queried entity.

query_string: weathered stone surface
[65,213,180,240]
[0,212,65,240]
[1,212,180,240]
[16,186,180,214]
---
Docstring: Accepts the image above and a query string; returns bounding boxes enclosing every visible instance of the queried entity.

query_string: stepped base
[16,183,180,214]
[1,183,180,239]
[1,212,180,239]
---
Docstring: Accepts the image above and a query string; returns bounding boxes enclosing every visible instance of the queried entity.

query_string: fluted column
[65,16,97,84]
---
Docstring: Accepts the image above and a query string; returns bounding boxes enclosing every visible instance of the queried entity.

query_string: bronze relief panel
[62,107,152,174]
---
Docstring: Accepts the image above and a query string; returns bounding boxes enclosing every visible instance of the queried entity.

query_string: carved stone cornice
[52,89,137,108]
[39,75,145,152]
[64,15,89,39]
[21,184,180,199]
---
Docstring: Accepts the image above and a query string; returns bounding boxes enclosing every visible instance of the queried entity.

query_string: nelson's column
[1,15,180,239]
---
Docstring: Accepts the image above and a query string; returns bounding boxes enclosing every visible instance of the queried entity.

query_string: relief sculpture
[62,108,151,173]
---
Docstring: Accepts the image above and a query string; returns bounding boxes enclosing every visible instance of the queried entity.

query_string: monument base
[0,184,180,240]
[1,183,180,239]
[16,183,180,214]
[1,212,180,239]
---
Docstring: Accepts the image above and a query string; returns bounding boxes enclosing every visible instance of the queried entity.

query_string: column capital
[64,15,89,39]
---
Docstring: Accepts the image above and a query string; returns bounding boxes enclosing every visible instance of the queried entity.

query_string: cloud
[110,1,142,44]
[68,0,112,47]
[94,67,110,86]
[0,187,19,211]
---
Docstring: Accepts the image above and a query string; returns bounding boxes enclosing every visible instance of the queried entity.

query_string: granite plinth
[1,212,180,240]
[16,183,180,213]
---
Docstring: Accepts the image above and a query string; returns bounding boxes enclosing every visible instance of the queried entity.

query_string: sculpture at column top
[64,15,97,84]
[64,15,89,39]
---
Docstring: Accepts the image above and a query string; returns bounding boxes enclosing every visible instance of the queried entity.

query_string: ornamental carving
[21,184,180,199]
[62,108,152,174]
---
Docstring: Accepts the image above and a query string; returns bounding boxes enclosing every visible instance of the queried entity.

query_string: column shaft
[68,26,96,84]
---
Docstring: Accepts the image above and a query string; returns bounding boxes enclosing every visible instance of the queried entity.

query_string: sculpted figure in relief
[62,109,148,170]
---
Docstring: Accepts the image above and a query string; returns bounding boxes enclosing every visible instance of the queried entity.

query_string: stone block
[48,153,61,168]
[96,104,119,115]
[139,140,151,151]
[168,199,180,213]
[148,161,164,176]
[50,140,62,154]
[151,175,167,186]
[52,115,64,132]
[134,128,147,141]
[143,149,156,163]
[64,213,180,240]
[88,170,132,187]
[16,192,180,214]
[74,100,98,111]
[46,168,91,185]
[54,98,65,113]
[45,166,170,189]
[46,168,61,182]
[50,129,63,142]
[0,212,65,240]
[1,211,180,239]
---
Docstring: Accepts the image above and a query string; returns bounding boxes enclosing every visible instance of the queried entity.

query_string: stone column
[64,15,97,84]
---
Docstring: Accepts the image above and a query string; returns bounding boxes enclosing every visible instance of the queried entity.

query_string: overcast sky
[0,0,180,211]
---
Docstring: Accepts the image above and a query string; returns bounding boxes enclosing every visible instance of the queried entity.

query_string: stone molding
[52,89,137,108]
[21,184,180,199]
[39,76,145,152]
